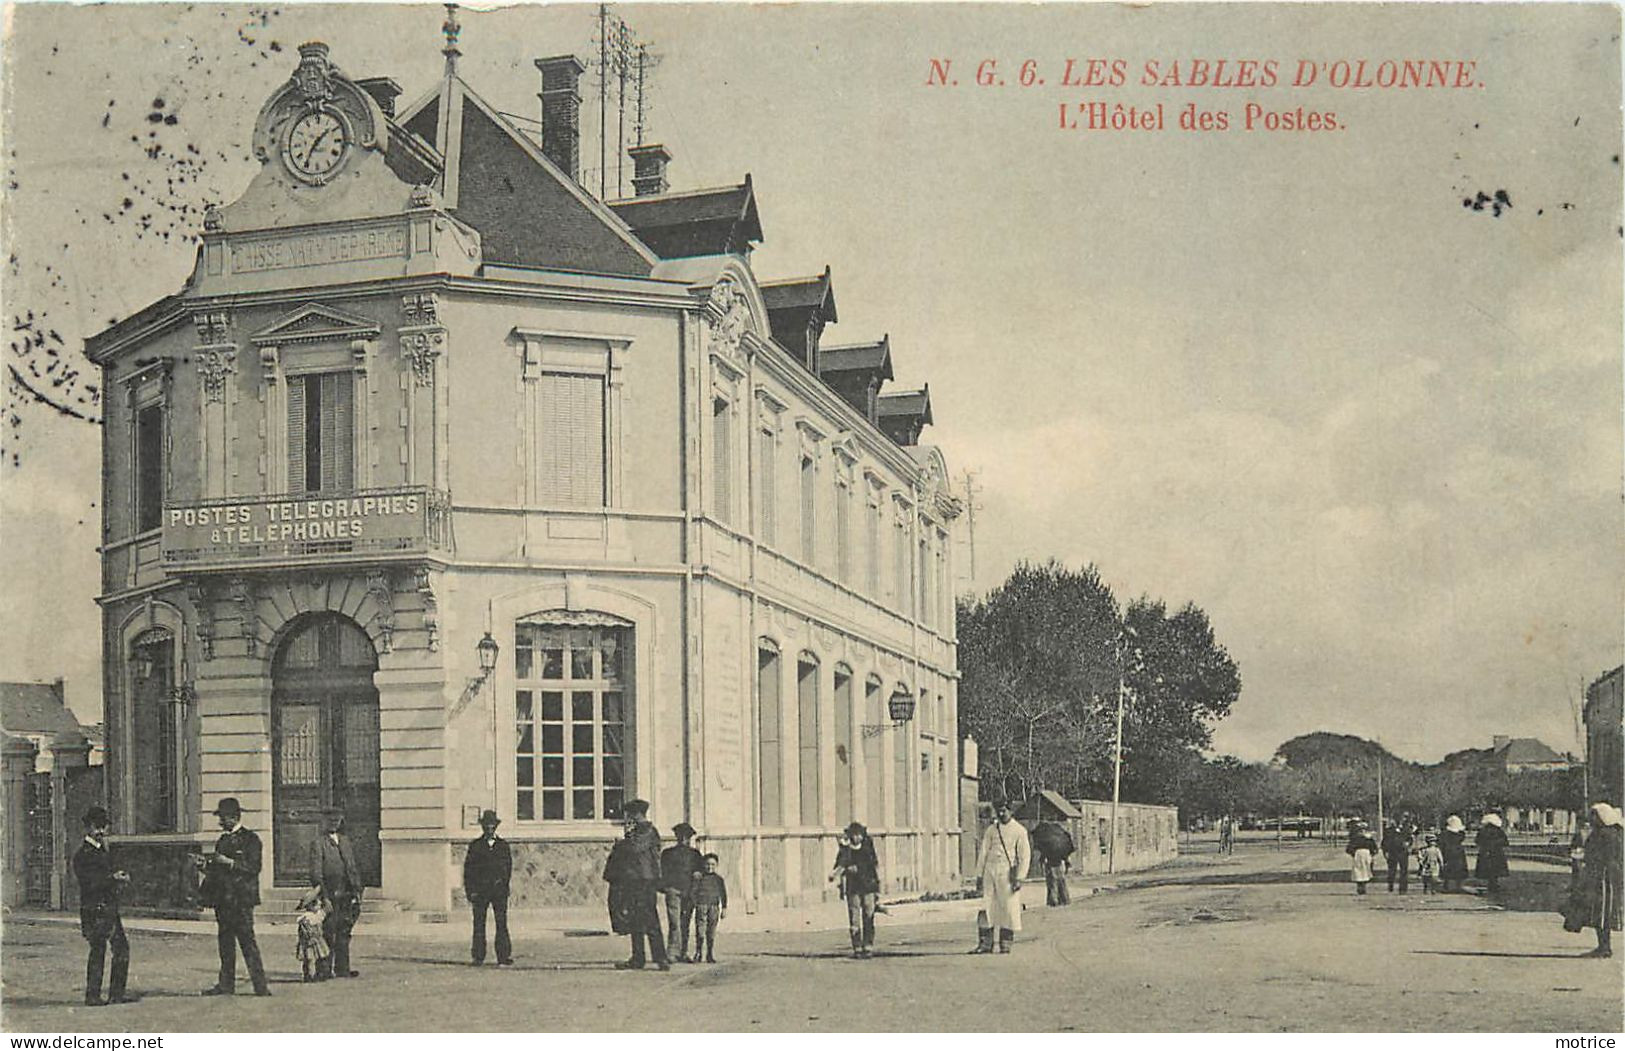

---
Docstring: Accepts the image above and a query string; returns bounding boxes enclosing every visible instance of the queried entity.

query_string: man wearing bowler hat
[199,798,270,996]
[73,806,132,1005]
[603,798,669,970]
[309,806,364,979]
[463,809,513,966]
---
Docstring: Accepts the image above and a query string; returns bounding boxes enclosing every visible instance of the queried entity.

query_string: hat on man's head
[623,798,650,817]
[479,809,501,827]
[672,821,696,838]
[846,821,868,838]
[991,796,1014,811]
[213,797,243,818]
[323,805,346,818]
[82,806,110,829]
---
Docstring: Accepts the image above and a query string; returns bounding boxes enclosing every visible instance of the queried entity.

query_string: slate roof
[761,268,837,318]
[608,178,763,259]
[877,387,933,425]
[1,681,83,737]
[1493,737,1567,765]
[819,337,894,380]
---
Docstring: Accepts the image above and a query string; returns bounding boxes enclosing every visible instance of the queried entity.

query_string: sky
[2,2,1620,764]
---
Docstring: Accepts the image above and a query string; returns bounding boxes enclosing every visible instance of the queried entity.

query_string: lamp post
[1109,625,1138,875]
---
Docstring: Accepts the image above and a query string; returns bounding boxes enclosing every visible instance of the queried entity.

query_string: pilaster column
[2,736,39,908]
[49,732,91,909]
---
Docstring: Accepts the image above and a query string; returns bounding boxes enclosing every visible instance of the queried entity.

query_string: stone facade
[90,42,961,914]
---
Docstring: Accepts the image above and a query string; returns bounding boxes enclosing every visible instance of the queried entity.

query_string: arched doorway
[271,614,381,886]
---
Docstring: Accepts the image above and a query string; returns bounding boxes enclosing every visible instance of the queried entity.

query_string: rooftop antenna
[442,3,462,76]
[633,42,663,148]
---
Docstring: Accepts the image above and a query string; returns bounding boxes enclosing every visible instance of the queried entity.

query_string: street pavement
[3,839,1620,1033]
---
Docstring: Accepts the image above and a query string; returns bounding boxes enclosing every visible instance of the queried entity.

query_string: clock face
[284,111,349,182]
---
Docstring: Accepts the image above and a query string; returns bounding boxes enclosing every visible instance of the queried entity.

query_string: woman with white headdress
[1564,802,1623,958]
[1439,815,1470,893]
[1474,812,1510,894]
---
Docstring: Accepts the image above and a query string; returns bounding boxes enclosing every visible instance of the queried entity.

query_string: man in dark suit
[309,807,364,979]
[462,809,513,966]
[72,806,131,1006]
[604,798,669,970]
[199,797,270,996]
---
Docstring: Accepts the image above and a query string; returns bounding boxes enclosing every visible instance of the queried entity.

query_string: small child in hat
[1417,833,1444,894]
[295,886,330,981]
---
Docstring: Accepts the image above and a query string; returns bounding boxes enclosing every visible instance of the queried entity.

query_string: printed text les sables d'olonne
[924,57,1484,134]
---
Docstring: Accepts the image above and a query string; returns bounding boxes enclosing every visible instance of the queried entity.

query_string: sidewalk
[4,849,1248,942]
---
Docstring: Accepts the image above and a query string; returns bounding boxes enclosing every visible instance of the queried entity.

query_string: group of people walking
[1346,812,1512,897]
[1342,802,1623,958]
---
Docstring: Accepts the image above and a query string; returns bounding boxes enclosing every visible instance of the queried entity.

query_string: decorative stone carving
[196,348,237,404]
[402,292,439,326]
[228,577,258,657]
[186,580,215,661]
[415,568,439,652]
[193,311,237,404]
[202,205,224,232]
[409,183,441,210]
[365,571,395,654]
[705,278,751,364]
[398,293,445,388]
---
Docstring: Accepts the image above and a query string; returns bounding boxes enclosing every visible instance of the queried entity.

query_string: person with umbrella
[1031,819,1075,907]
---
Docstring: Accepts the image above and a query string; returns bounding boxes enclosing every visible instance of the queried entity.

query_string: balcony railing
[161,486,453,571]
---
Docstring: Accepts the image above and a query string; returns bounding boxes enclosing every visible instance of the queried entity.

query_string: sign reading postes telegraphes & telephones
[161,486,447,568]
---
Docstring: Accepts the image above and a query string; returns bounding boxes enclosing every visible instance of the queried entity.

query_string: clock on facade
[282,109,350,183]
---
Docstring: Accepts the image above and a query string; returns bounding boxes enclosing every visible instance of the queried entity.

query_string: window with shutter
[134,403,165,533]
[712,398,732,524]
[757,428,777,544]
[288,371,355,495]
[536,372,606,506]
[800,455,816,565]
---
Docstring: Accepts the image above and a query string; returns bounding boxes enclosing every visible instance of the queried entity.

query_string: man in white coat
[971,797,1032,954]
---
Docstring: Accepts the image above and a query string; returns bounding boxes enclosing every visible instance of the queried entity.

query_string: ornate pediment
[250,302,382,347]
[251,42,386,187]
[705,277,757,368]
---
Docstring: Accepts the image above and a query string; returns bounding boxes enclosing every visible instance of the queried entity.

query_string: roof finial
[442,3,462,76]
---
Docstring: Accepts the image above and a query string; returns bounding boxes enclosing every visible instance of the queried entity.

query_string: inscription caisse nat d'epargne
[230,226,408,274]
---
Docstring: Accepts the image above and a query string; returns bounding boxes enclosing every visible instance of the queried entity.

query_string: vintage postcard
[1,1,1620,1037]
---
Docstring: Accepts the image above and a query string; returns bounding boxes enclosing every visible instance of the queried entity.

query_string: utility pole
[1376,752,1384,832]
[958,468,981,591]
[1109,625,1137,875]
[597,5,609,199]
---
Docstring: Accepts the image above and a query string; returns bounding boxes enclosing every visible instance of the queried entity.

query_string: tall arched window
[757,641,783,825]
[129,628,177,833]
[514,617,632,822]
[797,653,821,826]
[832,665,854,822]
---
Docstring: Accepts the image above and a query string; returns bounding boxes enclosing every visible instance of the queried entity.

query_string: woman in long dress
[1439,815,1470,893]
[970,797,1031,955]
[1346,820,1378,895]
[1474,813,1510,894]
[1565,803,1624,958]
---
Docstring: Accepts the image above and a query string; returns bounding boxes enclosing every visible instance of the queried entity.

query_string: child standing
[690,854,727,964]
[295,886,330,981]
[1418,833,1444,894]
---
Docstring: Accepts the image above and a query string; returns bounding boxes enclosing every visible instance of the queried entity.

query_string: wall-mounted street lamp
[863,690,917,738]
[131,649,156,682]
[470,631,500,696]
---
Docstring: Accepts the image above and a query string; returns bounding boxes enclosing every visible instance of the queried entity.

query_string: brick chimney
[535,55,585,182]
[1492,735,1510,751]
[628,143,671,197]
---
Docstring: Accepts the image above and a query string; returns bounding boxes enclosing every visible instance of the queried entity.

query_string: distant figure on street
[1346,820,1378,895]
[73,806,131,1006]
[1031,820,1074,906]
[1474,813,1510,894]
[198,797,270,997]
[1417,833,1444,894]
[660,822,705,962]
[1218,815,1235,856]
[1564,802,1623,958]
[1439,815,1469,893]
[830,822,882,957]
[1381,820,1413,894]
[294,886,330,982]
[604,799,669,970]
[309,807,363,979]
[463,809,513,966]
[970,797,1031,954]
[690,853,728,963]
